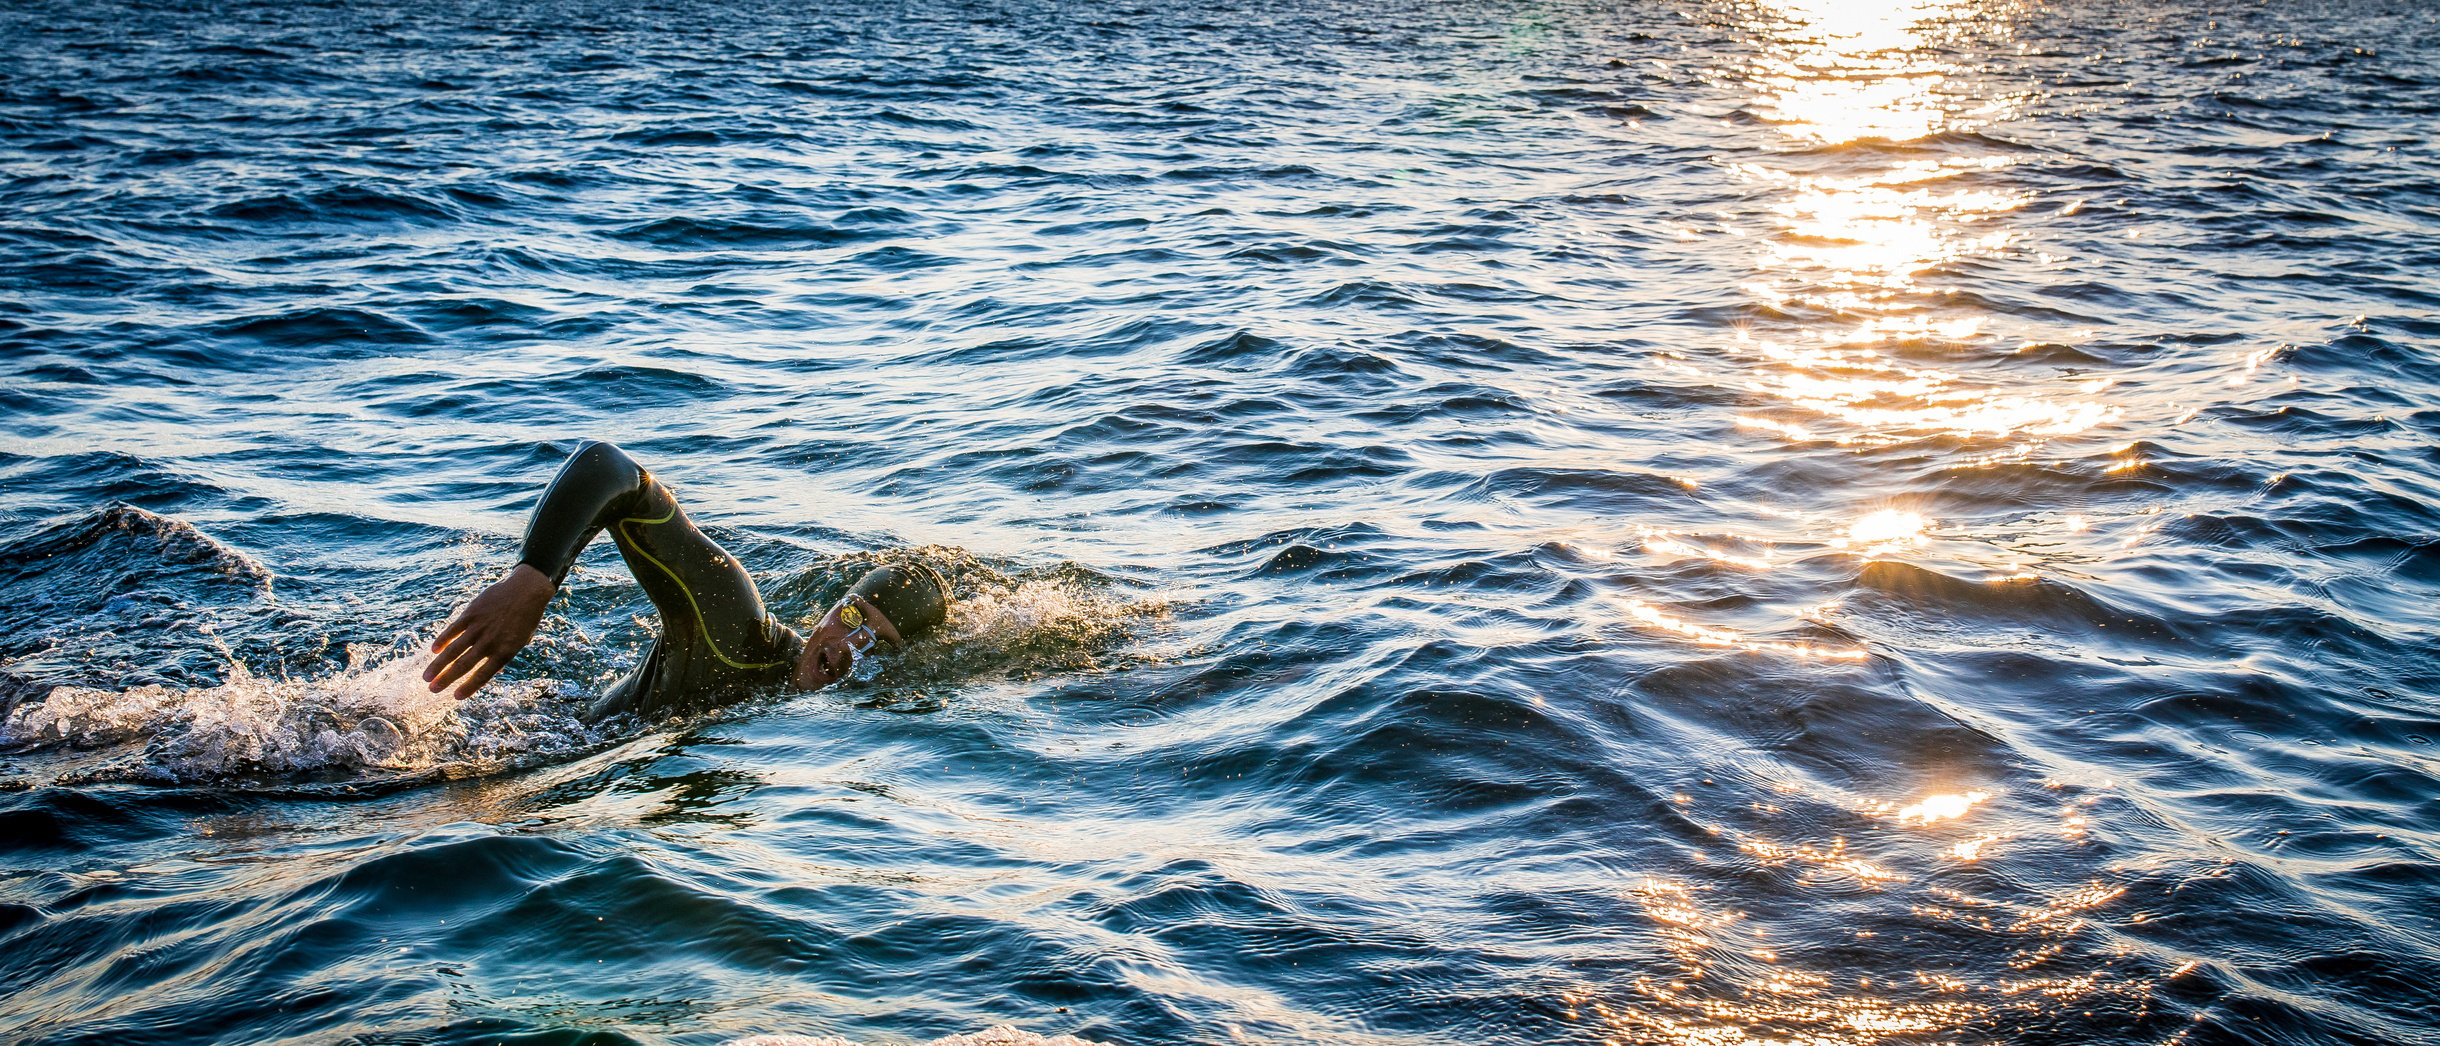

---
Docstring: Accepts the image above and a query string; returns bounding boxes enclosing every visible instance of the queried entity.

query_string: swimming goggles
[835,597,880,668]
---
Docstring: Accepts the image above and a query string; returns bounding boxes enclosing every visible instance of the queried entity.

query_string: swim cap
[845,560,949,642]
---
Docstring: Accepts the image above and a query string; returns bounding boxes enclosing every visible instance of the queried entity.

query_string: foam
[0,638,600,784]
[859,548,1168,684]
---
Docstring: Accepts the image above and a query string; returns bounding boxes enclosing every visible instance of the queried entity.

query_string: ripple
[4,0,2439,1042]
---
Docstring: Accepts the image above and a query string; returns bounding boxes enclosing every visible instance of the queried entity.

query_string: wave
[851,108,983,132]
[1447,466,1697,514]
[606,215,886,248]
[731,1027,1097,1045]
[0,504,266,595]
[0,505,269,684]
[203,184,465,224]
[2287,330,2438,379]
[204,306,436,350]
[1160,163,1332,184]
[1851,560,2183,644]
[605,126,816,147]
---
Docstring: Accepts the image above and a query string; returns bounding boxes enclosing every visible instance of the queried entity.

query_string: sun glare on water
[1724,0,2118,466]
[1893,789,1993,825]
[1585,6,2162,1041]
[1748,0,1968,146]
[1842,508,1925,548]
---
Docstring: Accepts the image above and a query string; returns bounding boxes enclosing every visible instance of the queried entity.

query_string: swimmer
[423,441,948,720]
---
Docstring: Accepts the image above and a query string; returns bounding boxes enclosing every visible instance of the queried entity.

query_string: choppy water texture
[4,0,2439,1042]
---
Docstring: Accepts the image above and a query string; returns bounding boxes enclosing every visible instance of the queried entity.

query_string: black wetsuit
[519,442,802,721]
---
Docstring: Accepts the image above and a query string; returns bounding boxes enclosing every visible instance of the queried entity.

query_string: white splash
[883,560,1167,683]
[0,639,599,783]
[945,574,1130,645]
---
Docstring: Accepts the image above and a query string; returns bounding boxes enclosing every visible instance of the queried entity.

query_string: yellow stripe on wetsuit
[616,502,789,672]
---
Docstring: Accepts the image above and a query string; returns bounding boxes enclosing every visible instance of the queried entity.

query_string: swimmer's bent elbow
[516,440,654,586]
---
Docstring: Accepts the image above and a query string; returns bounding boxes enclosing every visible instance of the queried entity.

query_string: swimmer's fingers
[426,619,481,677]
[424,627,492,695]
[450,654,514,702]
[433,638,520,699]
[426,619,529,698]
[429,590,501,654]
[430,608,473,653]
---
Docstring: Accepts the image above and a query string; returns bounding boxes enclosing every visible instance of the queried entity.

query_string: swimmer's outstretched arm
[425,441,656,699]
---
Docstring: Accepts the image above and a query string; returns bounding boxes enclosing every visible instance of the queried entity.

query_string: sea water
[4,0,2439,1042]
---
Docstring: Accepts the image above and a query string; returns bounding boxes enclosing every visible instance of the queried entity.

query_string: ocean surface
[3,0,2438,1042]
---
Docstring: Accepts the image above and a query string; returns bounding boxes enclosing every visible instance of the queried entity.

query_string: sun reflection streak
[1741,834,1903,886]
[1840,508,1925,549]
[1745,348,2121,445]
[1746,0,1968,145]
[1623,599,1870,661]
[1578,801,2166,1046]
[1944,832,2006,861]
[1579,5,2174,1030]
[1891,789,1990,825]
[1722,0,2117,472]
[1638,530,1781,571]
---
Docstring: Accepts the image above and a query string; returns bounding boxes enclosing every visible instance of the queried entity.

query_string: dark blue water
[5,0,2440,1042]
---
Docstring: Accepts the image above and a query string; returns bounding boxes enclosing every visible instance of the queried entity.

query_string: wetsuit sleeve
[518,441,654,586]
[517,442,799,674]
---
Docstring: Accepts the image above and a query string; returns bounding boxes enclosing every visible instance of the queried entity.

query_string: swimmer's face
[790,593,903,691]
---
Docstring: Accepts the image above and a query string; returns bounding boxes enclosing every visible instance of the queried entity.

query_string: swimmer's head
[790,559,949,691]
[847,561,949,640]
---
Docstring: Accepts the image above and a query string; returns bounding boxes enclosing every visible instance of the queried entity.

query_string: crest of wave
[728,1028,1098,1046]
[0,639,599,783]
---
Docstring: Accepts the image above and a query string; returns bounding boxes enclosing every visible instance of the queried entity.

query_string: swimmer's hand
[426,563,554,699]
